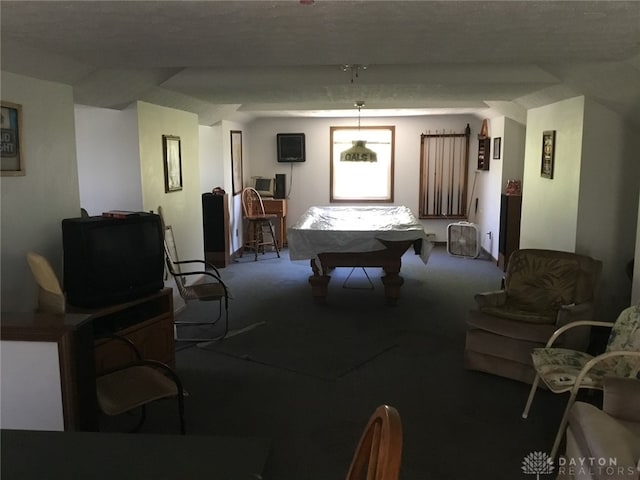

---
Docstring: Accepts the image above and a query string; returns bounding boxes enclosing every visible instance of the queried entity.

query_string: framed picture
[162,135,183,192]
[1,101,24,176]
[230,130,243,195]
[493,137,501,160]
[541,130,556,179]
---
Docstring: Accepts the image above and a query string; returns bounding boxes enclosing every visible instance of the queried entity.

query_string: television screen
[277,133,306,163]
[62,213,164,308]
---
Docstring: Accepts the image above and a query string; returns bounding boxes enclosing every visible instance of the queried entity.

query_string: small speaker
[274,174,286,199]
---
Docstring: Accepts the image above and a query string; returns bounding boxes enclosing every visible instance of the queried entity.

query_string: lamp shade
[340,140,378,162]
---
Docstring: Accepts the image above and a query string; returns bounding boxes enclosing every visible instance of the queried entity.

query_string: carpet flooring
[198,316,398,381]
[138,246,579,480]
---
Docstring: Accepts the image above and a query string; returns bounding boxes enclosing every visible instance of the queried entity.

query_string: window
[330,126,395,203]
[419,126,470,218]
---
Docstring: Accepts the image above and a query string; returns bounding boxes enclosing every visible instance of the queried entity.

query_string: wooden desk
[1,288,174,431]
[262,198,287,247]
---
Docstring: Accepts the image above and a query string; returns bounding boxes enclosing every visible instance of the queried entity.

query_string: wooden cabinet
[498,194,522,270]
[202,193,230,267]
[71,288,175,375]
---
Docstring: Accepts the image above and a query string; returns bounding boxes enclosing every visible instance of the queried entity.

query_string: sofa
[464,248,602,384]
[558,377,640,480]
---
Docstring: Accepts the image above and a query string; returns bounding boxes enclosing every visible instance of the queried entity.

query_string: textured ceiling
[2,1,639,126]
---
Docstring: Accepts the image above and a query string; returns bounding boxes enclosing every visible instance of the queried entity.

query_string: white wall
[0,340,64,430]
[220,120,250,253]
[0,72,80,312]
[520,97,585,252]
[136,102,203,281]
[519,95,639,319]
[502,118,526,192]
[475,117,505,258]
[199,123,224,193]
[245,115,484,242]
[75,104,142,215]
[578,99,640,316]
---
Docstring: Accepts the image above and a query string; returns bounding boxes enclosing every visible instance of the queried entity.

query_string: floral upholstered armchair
[464,249,602,384]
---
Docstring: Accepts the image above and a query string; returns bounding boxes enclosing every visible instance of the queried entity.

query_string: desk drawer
[263,199,287,216]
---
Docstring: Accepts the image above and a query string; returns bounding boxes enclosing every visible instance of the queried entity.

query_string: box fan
[447,222,480,258]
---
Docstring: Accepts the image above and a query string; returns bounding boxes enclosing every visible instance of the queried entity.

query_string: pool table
[287,206,433,304]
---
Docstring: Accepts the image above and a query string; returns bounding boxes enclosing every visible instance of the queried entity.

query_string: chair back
[26,251,65,313]
[605,304,640,378]
[504,249,602,313]
[162,225,189,296]
[241,187,266,217]
[346,405,403,480]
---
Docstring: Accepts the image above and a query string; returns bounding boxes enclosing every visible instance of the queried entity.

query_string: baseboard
[480,247,497,263]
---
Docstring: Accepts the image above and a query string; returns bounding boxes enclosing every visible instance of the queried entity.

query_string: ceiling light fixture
[341,64,367,84]
[340,101,378,163]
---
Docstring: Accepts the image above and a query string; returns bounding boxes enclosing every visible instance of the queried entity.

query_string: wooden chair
[346,405,403,480]
[26,251,186,434]
[241,187,280,261]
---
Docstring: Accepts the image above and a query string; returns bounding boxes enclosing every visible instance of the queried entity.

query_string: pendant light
[340,101,378,162]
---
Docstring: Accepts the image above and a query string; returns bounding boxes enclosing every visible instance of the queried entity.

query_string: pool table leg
[309,259,330,302]
[381,264,404,305]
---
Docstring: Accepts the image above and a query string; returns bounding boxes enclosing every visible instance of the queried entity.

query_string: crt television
[277,133,306,163]
[254,177,275,197]
[62,212,165,308]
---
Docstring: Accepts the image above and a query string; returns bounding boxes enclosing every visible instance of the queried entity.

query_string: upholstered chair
[559,377,640,480]
[464,248,602,384]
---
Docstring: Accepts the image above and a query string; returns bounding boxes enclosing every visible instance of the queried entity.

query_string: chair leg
[174,300,228,342]
[177,390,186,435]
[130,405,147,432]
[550,387,580,459]
[267,221,280,258]
[522,373,541,419]
[254,227,259,261]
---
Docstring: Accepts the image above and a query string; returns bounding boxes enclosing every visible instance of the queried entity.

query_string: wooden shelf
[477,136,491,171]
